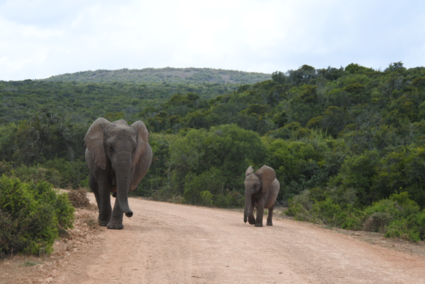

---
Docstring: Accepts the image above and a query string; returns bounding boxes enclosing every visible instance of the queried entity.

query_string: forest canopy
[2,63,425,241]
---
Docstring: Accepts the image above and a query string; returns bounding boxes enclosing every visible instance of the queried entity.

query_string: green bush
[363,192,420,234]
[0,175,74,258]
[200,191,214,206]
[341,210,364,230]
[42,158,89,189]
[312,198,347,227]
[172,124,267,205]
[214,190,244,208]
[287,191,355,228]
[286,190,314,218]
[0,162,62,187]
[0,159,89,189]
[183,168,225,205]
[385,211,425,241]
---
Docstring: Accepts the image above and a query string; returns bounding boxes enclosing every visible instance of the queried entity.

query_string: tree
[170,124,267,197]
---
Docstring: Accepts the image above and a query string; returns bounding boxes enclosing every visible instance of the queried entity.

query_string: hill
[44,67,271,84]
[0,80,237,124]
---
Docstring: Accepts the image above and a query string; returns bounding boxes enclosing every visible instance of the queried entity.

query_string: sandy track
[42,194,425,284]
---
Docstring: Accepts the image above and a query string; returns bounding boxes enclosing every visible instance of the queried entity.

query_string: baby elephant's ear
[255,165,276,193]
[130,121,149,168]
[84,118,111,170]
[246,166,254,176]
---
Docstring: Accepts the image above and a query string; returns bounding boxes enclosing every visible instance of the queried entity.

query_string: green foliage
[42,159,89,189]
[372,146,425,207]
[385,211,425,241]
[104,112,125,122]
[9,165,62,187]
[0,159,88,189]
[3,62,425,229]
[200,191,214,207]
[345,63,375,75]
[267,139,327,200]
[286,190,425,239]
[131,134,172,198]
[330,150,380,205]
[183,168,225,205]
[286,191,349,227]
[362,192,421,238]
[0,108,88,164]
[170,124,266,206]
[0,176,74,257]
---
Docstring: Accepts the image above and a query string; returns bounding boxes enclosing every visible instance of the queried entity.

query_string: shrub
[286,190,314,217]
[363,192,420,234]
[183,168,225,205]
[171,124,267,193]
[1,164,61,187]
[312,198,347,227]
[42,158,89,189]
[385,211,425,241]
[363,211,393,232]
[341,211,364,230]
[67,187,91,208]
[200,191,214,206]
[0,175,74,258]
[214,190,244,208]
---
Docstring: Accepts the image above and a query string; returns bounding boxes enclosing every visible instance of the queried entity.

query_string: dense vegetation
[0,80,240,124]
[2,63,425,247]
[44,67,271,84]
[0,176,74,257]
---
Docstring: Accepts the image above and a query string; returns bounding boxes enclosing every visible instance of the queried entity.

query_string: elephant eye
[109,146,114,152]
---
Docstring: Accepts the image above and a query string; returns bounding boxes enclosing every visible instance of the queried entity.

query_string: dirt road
[3,194,425,283]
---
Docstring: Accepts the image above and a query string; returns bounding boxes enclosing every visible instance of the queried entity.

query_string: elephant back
[255,165,276,193]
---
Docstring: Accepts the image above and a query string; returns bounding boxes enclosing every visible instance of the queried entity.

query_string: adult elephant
[85,118,152,230]
[243,165,280,227]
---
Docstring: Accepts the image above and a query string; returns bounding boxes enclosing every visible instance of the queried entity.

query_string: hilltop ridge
[44,67,271,84]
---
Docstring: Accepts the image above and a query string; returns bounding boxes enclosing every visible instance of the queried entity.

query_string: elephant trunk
[244,192,251,223]
[115,155,133,218]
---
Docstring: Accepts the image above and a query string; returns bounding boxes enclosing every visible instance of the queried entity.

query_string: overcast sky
[1,0,424,81]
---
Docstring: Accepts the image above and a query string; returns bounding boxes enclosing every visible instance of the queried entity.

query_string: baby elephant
[244,165,280,227]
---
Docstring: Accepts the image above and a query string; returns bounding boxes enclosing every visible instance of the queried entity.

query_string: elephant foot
[98,213,111,227]
[98,219,109,226]
[107,222,124,230]
[248,216,256,225]
[255,223,263,227]
[266,222,273,226]
[107,214,124,229]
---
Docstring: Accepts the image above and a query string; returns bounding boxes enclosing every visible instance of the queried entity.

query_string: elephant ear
[130,121,149,168]
[84,118,112,170]
[246,166,254,176]
[255,165,276,193]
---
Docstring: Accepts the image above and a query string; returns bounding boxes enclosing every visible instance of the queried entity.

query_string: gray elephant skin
[244,165,280,227]
[85,118,152,230]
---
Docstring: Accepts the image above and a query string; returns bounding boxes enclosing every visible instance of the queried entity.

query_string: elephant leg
[255,201,265,227]
[267,204,275,226]
[89,174,100,210]
[107,198,124,230]
[97,177,112,226]
[248,198,256,225]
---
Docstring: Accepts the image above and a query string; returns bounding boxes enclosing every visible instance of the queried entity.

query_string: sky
[1,0,425,81]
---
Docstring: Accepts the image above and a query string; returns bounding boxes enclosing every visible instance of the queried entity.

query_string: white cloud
[1,0,425,80]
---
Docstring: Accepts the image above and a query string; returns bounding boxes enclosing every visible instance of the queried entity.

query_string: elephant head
[243,165,276,223]
[84,118,149,218]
